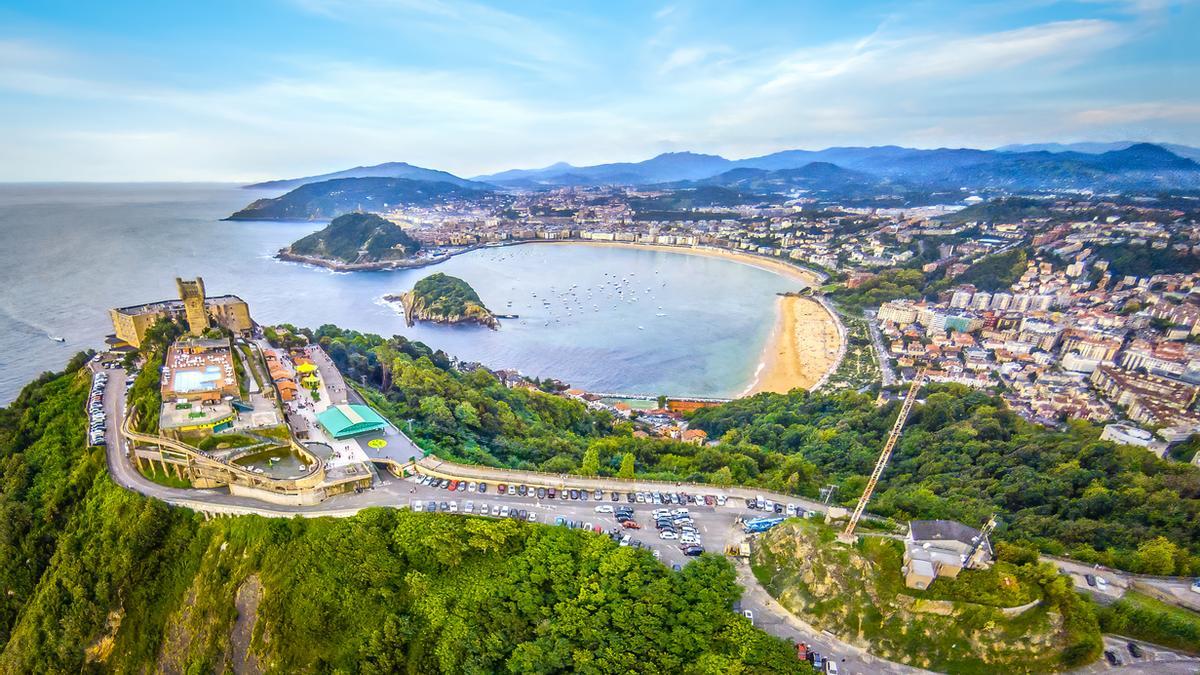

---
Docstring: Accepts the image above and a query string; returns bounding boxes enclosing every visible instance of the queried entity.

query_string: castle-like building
[109,277,252,348]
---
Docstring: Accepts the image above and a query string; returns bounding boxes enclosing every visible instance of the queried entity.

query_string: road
[95,361,1200,673]
[863,309,897,387]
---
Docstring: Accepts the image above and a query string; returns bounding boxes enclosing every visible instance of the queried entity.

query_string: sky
[0,0,1197,181]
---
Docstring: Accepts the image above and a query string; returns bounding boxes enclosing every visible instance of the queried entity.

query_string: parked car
[626,492,636,502]
[1104,650,1121,666]
[498,484,507,494]
[464,501,474,513]
[594,505,614,513]
[536,487,546,499]
[660,531,678,540]
[527,512,537,523]
[448,501,458,513]
[478,483,488,494]
[1096,577,1108,591]
[825,661,839,674]
[547,488,556,498]
[1127,642,1143,658]
[438,501,449,511]
[468,482,477,492]
[742,609,753,624]
[621,521,641,529]
[448,480,458,491]
[1084,573,1097,587]
[593,489,603,500]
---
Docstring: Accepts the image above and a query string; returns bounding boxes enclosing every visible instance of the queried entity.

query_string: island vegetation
[387,272,499,329]
[282,212,421,267]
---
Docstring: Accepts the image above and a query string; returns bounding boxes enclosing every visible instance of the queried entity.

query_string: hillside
[227,176,491,221]
[388,273,499,329]
[753,520,1101,672]
[0,359,806,672]
[285,212,420,264]
[244,161,489,191]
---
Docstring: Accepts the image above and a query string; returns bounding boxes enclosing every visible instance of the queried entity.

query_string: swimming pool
[172,366,223,393]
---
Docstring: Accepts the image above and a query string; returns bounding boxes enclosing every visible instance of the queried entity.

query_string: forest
[0,359,805,672]
[287,324,1200,576]
[689,385,1200,576]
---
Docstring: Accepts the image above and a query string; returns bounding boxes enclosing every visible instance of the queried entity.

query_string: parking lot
[398,473,803,572]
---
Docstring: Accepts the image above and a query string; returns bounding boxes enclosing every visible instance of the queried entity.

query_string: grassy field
[1098,590,1200,654]
[823,312,879,391]
[752,519,1100,673]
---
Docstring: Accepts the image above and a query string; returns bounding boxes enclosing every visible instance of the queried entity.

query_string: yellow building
[109,277,252,348]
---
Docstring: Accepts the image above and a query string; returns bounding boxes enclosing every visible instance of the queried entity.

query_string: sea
[0,183,801,405]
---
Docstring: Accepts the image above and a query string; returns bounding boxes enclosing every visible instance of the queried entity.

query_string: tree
[618,453,635,479]
[657,394,668,409]
[579,448,600,476]
[1134,537,1181,576]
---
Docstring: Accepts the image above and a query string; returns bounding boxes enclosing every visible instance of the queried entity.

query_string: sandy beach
[521,240,844,394]
[744,295,844,395]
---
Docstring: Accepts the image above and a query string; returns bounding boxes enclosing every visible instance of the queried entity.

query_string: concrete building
[902,520,993,590]
[110,278,252,348]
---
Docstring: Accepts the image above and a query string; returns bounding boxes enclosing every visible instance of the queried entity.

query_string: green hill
[227,176,491,221]
[286,212,420,264]
[392,273,498,328]
[0,358,805,672]
[753,520,1102,672]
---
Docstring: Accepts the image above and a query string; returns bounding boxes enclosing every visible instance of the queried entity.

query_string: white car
[594,505,614,513]
[412,501,424,512]
[1096,577,1109,591]
[464,501,474,513]
[681,535,700,545]
[742,609,753,624]
[636,493,646,503]
[715,495,727,506]
[1191,578,1200,594]
[786,504,797,516]
[448,501,458,513]
[526,512,537,523]
[500,505,510,517]
[660,531,678,540]
[468,482,478,492]
[825,661,839,675]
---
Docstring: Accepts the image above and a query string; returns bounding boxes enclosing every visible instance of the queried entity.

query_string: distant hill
[227,176,492,221]
[997,141,1200,163]
[286,212,420,264]
[244,161,489,191]
[472,144,1200,193]
[475,152,733,187]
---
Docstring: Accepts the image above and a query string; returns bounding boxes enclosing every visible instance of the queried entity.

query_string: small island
[277,212,424,270]
[386,273,499,329]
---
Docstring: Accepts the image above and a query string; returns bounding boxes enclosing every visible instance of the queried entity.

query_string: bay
[0,183,798,404]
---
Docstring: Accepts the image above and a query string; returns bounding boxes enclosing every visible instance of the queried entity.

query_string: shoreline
[276,236,844,396]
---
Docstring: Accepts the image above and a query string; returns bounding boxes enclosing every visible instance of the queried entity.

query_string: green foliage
[936,197,1053,225]
[944,247,1028,293]
[754,519,1101,672]
[289,212,421,263]
[691,385,1200,575]
[618,452,636,479]
[1088,239,1200,278]
[0,361,806,672]
[1097,591,1200,654]
[407,272,493,320]
[830,267,927,313]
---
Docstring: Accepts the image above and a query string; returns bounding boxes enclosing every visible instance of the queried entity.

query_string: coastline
[742,295,843,395]
[523,241,842,394]
[276,236,844,396]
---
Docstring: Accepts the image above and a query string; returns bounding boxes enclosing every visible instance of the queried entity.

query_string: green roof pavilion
[316,404,388,439]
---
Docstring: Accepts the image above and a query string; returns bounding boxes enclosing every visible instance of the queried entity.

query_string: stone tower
[176,277,210,336]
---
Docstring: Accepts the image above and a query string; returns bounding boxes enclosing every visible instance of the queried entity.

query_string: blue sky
[0,0,1197,181]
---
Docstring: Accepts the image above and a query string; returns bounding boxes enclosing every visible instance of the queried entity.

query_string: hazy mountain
[997,141,1200,162]
[244,161,489,191]
[227,177,492,220]
[475,152,732,187]
[691,162,885,192]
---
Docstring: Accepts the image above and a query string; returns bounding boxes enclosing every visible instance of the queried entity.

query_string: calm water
[0,183,800,404]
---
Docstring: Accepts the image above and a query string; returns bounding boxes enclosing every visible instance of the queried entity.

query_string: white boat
[48,335,66,343]
[637,326,645,330]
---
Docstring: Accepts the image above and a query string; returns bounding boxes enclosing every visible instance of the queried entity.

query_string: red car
[796,643,808,660]
[621,520,641,529]
[497,484,507,494]
[447,480,458,490]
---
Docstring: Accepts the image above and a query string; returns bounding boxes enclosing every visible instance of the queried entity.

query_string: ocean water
[0,183,801,404]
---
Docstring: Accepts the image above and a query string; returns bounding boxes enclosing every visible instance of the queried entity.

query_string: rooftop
[316,404,388,439]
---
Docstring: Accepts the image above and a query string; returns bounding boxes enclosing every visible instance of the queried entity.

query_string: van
[755,495,765,509]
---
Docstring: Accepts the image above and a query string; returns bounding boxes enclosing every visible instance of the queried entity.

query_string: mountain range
[232,142,1200,220]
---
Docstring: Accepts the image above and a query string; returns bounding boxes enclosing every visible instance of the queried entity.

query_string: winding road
[97,363,1199,673]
